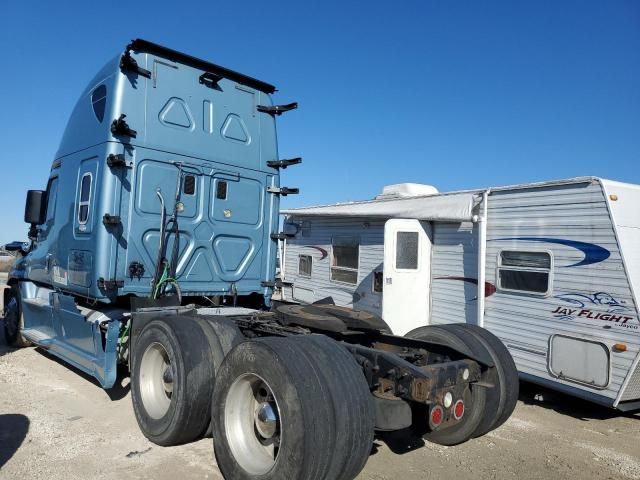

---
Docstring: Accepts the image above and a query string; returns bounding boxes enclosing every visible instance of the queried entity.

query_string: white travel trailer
[279,177,640,410]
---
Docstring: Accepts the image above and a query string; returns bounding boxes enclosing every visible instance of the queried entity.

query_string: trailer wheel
[3,287,32,348]
[406,325,487,446]
[131,317,214,446]
[445,324,519,434]
[211,335,375,480]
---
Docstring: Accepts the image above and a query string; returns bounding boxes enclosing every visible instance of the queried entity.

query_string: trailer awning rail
[282,192,481,222]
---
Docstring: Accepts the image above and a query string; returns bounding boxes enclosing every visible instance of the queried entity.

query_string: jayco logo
[551,292,637,330]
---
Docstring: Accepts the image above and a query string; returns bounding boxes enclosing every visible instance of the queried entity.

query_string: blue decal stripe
[490,237,610,267]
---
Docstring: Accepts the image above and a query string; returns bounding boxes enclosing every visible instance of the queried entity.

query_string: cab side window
[45,177,59,223]
[78,173,92,225]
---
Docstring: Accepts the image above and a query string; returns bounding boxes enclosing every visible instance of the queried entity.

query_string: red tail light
[430,405,444,427]
[453,400,465,420]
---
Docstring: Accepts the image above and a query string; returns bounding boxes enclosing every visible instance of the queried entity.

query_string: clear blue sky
[1,0,638,244]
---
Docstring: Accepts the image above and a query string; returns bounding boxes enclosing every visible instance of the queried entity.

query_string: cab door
[24,174,59,286]
[382,219,432,336]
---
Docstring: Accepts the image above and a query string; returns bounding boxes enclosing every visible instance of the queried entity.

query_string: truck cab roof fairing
[125,39,277,94]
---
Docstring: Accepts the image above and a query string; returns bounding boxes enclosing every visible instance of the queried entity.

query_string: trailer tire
[3,287,32,348]
[131,317,214,446]
[446,324,519,433]
[211,335,375,480]
[406,325,487,446]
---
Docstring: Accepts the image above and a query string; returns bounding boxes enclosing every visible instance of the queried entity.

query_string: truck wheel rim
[140,342,173,419]
[225,373,281,475]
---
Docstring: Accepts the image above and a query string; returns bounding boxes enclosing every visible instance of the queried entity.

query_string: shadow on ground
[0,315,129,401]
[35,348,131,401]
[373,429,425,455]
[0,414,29,468]
[372,379,640,456]
[519,381,640,420]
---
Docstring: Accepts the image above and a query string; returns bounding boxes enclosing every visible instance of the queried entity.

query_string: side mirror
[24,190,46,226]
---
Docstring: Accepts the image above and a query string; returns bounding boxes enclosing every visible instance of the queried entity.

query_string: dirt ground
[1,283,639,480]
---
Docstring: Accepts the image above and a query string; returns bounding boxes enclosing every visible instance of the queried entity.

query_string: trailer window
[497,250,552,295]
[396,231,419,270]
[373,271,383,293]
[78,173,92,225]
[331,237,359,284]
[298,255,312,278]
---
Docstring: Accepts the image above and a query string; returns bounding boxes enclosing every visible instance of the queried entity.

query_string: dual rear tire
[130,315,242,446]
[406,323,518,445]
[131,318,375,479]
[211,335,375,480]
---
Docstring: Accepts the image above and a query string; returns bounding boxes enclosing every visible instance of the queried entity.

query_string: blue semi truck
[3,40,518,479]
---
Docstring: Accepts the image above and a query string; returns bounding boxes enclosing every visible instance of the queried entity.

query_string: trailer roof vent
[375,183,438,200]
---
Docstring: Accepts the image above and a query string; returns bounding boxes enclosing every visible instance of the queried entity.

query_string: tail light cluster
[430,405,444,427]
[429,395,465,429]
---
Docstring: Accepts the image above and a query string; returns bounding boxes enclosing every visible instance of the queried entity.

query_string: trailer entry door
[383,219,432,335]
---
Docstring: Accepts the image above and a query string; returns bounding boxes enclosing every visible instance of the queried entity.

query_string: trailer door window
[498,250,552,295]
[331,237,359,284]
[298,255,312,278]
[395,231,419,270]
[78,173,92,225]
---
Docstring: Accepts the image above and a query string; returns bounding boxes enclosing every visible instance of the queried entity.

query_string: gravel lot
[1,284,639,480]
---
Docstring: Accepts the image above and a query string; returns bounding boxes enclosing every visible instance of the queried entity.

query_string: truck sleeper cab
[3,40,519,480]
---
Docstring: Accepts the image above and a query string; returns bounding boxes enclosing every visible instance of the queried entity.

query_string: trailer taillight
[453,400,465,420]
[430,405,444,427]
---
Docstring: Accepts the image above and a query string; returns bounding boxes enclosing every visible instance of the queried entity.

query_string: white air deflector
[548,335,610,388]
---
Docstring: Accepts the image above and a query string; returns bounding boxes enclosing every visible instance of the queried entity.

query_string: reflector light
[431,405,444,427]
[453,400,465,420]
[612,343,627,352]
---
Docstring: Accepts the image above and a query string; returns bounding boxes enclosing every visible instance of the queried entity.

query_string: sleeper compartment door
[210,172,266,290]
[382,219,432,336]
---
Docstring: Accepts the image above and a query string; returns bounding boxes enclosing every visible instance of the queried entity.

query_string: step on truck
[3,39,519,480]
